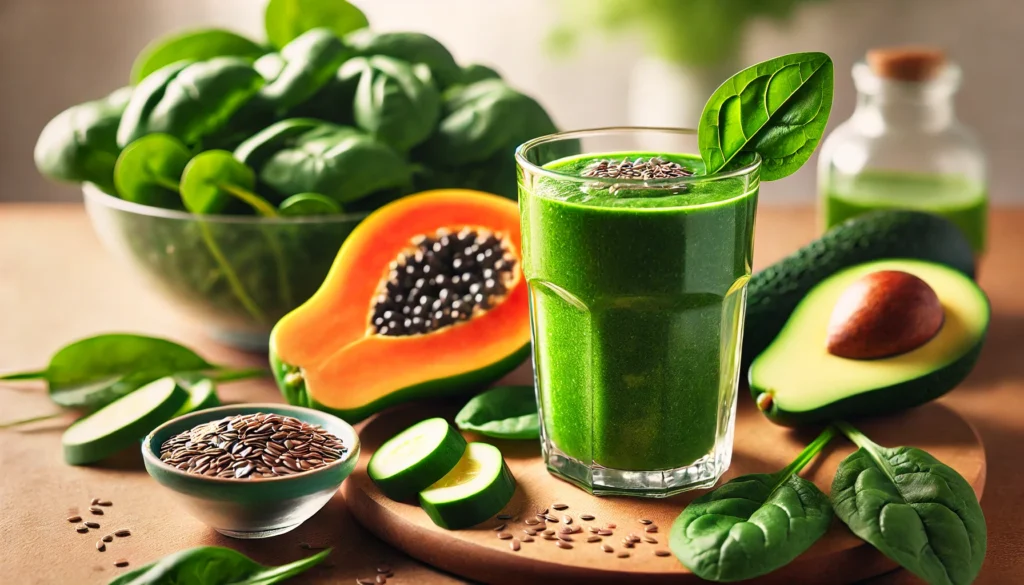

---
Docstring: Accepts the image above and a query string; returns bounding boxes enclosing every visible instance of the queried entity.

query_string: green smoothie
[823,171,987,253]
[519,152,758,472]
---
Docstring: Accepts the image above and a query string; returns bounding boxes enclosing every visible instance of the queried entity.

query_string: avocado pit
[826,270,944,359]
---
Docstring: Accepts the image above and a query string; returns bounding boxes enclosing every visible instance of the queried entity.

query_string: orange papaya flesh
[270,189,530,422]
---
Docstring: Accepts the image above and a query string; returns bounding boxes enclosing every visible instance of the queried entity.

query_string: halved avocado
[749,259,988,426]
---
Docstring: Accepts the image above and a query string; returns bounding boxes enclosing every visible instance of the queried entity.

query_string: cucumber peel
[172,378,221,418]
[62,376,187,465]
[369,417,467,501]
[419,442,516,530]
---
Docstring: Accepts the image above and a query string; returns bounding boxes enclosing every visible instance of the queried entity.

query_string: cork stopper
[866,47,947,82]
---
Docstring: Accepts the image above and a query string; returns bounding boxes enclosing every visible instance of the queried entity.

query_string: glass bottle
[818,48,988,253]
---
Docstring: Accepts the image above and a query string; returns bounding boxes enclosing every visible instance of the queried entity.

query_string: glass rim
[852,60,962,96]
[82,183,370,225]
[515,126,762,185]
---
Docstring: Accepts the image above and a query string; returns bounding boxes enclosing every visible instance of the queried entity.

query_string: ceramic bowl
[142,403,359,539]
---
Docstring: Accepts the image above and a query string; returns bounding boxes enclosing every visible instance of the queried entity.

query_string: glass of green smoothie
[516,127,760,497]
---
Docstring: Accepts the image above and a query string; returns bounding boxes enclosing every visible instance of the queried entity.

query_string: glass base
[543,443,732,498]
[214,522,301,539]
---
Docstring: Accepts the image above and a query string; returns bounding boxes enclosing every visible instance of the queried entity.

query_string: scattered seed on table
[76,524,89,534]
[115,529,131,537]
[588,526,599,534]
[562,515,573,525]
[654,550,672,557]
[559,526,574,535]
[102,535,113,543]
[537,508,549,515]
[598,529,613,536]
[557,534,573,542]
[376,565,391,574]
[543,529,555,536]
[97,500,112,507]
[497,532,513,540]
[644,536,658,544]
[543,534,556,541]
[525,518,540,526]
[496,514,512,520]
[510,539,521,552]
[90,498,100,506]
[84,522,100,529]
[95,541,106,552]
[523,528,537,536]
[639,519,652,525]
[645,525,658,533]
[587,536,602,543]
[606,523,617,529]
[89,507,104,515]
[544,514,559,523]
[357,579,375,585]
[601,544,614,553]
[67,515,82,523]
[617,552,630,558]
[623,541,635,549]
[493,523,507,531]
[580,514,595,521]
[376,575,387,585]
[114,559,129,568]
[555,540,573,550]
[551,503,568,510]
[521,536,534,543]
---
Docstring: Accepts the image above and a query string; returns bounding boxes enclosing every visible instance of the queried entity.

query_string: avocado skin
[751,337,985,427]
[743,211,976,370]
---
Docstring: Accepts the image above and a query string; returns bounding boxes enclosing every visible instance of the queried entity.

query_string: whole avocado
[742,210,976,369]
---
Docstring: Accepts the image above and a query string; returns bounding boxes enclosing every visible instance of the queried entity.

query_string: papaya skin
[269,189,531,422]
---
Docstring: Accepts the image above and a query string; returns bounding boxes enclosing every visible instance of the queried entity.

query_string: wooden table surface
[1,204,1022,585]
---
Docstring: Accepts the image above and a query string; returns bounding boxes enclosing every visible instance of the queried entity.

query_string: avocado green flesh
[749,259,988,424]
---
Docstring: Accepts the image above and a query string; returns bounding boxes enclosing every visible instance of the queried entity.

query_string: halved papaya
[270,189,530,422]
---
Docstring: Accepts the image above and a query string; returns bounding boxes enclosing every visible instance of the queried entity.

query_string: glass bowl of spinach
[84,184,366,350]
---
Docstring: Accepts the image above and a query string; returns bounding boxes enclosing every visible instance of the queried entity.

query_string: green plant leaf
[113,133,191,209]
[265,0,368,50]
[34,86,132,193]
[455,386,539,439]
[256,28,351,115]
[351,56,441,152]
[117,58,265,148]
[130,28,265,85]
[459,63,502,85]
[278,192,342,216]
[670,428,835,582]
[698,52,833,181]
[107,546,330,585]
[180,150,275,216]
[831,422,986,585]
[346,29,461,89]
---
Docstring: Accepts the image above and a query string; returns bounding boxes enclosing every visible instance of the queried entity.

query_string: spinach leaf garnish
[831,421,987,585]
[265,0,368,50]
[455,385,539,440]
[131,29,266,86]
[107,546,329,585]
[698,52,833,180]
[669,427,835,582]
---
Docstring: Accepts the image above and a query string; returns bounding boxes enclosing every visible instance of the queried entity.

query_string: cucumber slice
[419,442,516,530]
[369,417,467,501]
[62,377,187,465]
[172,378,221,417]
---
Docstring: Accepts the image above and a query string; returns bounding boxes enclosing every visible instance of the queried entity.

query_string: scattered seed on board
[543,529,555,536]
[90,498,101,506]
[523,528,537,536]
[557,534,573,542]
[644,536,658,544]
[537,508,549,515]
[115,530,131,537]
[493,523,507,531]
[601,544,614,553]
[645,525,659,533]
[580,514,595,521]
[496,514,512,520]
[102,535,113,543]
[84,522,100,529]
[588,526,599,534]
[559,526,574,535]
[623,541,635,549]
[497,532,513,540]
[587,536,602,543]
[543,534,556,541]
[114,559,129,568]
[89,507,104,515]
[521,536,534,543]
[510,539,521,552]
[556,540,573,550]
[617,552,630,558]
[606,523,617,529]
[544,514,559,523]
[96,542,106,552]
[76,524,89,534]
[654,550,672,557]
[562,515,573,525]
[598,529,613,536]
[67,515,82,523]
[552,503,568,510]
[97,500,112,507]
[376,576,387,585]
[639,519,653,525]
[357,579,375,585]
[376,565,391,574]
[525,518,540,526]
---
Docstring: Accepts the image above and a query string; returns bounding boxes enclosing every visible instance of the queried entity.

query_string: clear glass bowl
[84,185,367,350]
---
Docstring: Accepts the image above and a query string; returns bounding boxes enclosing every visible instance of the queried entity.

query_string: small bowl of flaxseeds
[142,403,359,539]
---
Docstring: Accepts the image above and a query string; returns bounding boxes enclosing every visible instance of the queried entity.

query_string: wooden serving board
[344,375,986,584]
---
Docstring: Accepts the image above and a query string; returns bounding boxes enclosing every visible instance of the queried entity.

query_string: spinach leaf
[117,58,264,149]
[180,150,276,216]
[670,428,835,582]
[455,386,539,439]
[107,546,330,585]
[114,133,191,209]
[265,0,367,50]
[698,52,833,181]
[278,192,342,216]
[130,29,265,85]
[255,122,413,204]
[256,28,351,115]
[459,63,502,85]
[346,30,461,89]
[350,56,440,152]
[831,422,986,585]
[34,86,132,194]
[0,333,264,410]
